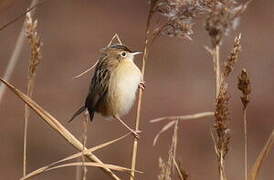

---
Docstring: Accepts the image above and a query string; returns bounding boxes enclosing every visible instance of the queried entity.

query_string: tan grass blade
[249,130,274,180]
[153,121,176,146]
[107,33,123,47]
[73,33,122,80]
[21,162,141,180]
[48,162,142,173]
[0,78,120,180]
[20,133,131,180]
[174,160,184,180]
[150,112,214,123]
[73,60,99,79]
[23,7,42,176]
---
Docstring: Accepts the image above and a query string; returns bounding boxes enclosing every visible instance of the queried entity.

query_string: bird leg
[138,81,145,91]
[114,115,141,139]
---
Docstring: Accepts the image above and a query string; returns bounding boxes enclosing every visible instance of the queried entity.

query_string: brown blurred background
[1,0,274,179]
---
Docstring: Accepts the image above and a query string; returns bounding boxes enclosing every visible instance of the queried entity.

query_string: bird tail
[68,106,86,122]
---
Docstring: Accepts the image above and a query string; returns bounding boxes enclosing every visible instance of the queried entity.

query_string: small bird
[69,44,144,137]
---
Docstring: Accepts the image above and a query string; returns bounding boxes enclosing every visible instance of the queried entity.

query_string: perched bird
[69,44,144,137]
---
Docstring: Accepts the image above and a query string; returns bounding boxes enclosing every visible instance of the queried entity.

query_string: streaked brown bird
[69,44,144,137]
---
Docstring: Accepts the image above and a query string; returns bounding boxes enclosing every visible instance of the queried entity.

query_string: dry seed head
[205,1,246,47]
[238,68,251,108]
[214,79,230,159]
[158,157,172,180]
[149,0,211,40]
[25,12,42,77]
[224,34,242,77]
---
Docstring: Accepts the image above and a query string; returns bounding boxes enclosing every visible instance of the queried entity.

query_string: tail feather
[88,110,95,122]
[68,106,86,122]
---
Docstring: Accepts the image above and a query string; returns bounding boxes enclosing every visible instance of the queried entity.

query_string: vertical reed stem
[213,44,226,180]
[129,38,149,180]
[244,107,248,180]
[23,0,40,176]
[214,45,221,98]
[81,111,89,180]
[130,11,152,179]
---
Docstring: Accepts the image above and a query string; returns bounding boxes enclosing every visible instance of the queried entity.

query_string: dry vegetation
[0,0,274,180]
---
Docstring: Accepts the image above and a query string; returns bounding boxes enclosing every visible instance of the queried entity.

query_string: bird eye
[121,52,127,57]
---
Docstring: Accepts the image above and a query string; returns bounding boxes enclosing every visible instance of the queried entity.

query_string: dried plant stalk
[238,69,251,180]
[0,78,120,180]
[21,133,131,180]
[81,111,89,180]
[150,112,214,123]
[158,120,180,180]
[206,1,244,176]
[129,8,153,180]
[23,3,41,176]
[150,112,214,145]
[174,160,188,180]
[249,130,274,180]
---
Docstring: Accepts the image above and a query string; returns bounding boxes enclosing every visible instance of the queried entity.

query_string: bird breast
[107,60,142,117]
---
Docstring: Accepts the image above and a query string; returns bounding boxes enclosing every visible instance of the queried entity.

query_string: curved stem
[129,9,153,179]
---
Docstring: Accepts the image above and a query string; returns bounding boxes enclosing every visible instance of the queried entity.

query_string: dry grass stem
[73,34,122,79]
[80,111,89,180]
[73,60,99,79]
[243,108,248,180]
[0,0,39,105]
[238,69,251,180]
[249,130,274,180]
[169,120,179,173]
[23,10,42,176]
[107,33,123,47]
[150,111,214,123]
[21,162,141,180]
[214,82,230,180]
[214,45,221,97]
[158,120,180,180]
[174,160,188,180]
[151,112,214,146]
[0,78,120,180]
[21,132,131,180]
[206,2,244,176]
[129,9,153,179]
[153,121,176,146]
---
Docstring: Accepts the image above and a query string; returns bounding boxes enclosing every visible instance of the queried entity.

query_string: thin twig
[214,45,221,98]
[151,112,214,146]
[213,44,227,180]
[244,107,248,180]
[174,160,184,180]
[73,60,98,79]
[249,130,274,180]
[238,68,251,180]
[150,112,214,123]
[22,0,40,176]
[21,132,131,180]
[81,111,89,180]
[129,9,153,179]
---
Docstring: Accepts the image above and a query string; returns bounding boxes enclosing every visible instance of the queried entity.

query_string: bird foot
[138,81,145,91]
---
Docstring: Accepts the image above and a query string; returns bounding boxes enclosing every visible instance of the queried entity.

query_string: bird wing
[85,55,117,119]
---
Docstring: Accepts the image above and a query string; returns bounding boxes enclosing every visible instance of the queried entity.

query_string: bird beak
[131,52,143,56]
